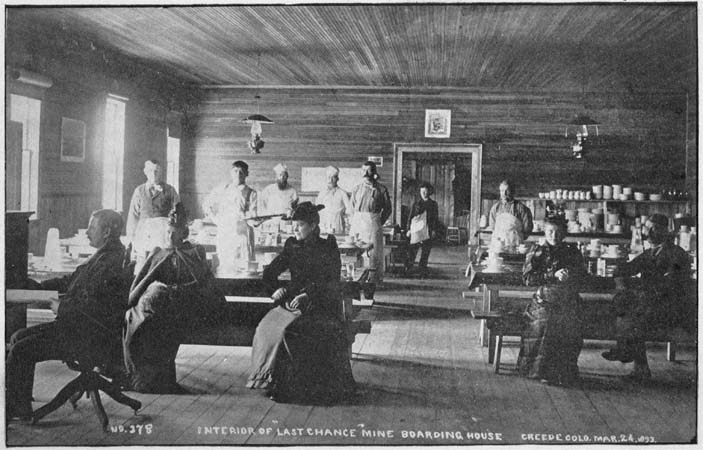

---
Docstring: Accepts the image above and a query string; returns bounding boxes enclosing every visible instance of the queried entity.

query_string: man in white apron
[315,166,351,234]
[350,161,392,283]
[204,160,257,276]
[489,179,533,248]
[126,159,180,273]
[259,163,299,231]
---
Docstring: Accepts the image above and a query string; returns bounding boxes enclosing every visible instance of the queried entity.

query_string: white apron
[491,212,524,248]
[215,217,254,277]
[317,188,349,234]
[207,184,256,277]
[132,217,171,273]
[323,210,346,235]
[349,211,384,281]
[409,211,430,245]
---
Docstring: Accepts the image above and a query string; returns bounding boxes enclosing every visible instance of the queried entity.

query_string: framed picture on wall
[60,117,86,162]
[425,109,451,138]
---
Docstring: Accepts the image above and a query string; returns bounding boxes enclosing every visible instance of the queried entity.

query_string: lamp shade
[568,114,599,126]
[243,114,274,124]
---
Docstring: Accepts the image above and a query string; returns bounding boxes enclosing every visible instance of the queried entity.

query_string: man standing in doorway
[405,182,440,278]
[489,179,533,248]
[126,159,180,273]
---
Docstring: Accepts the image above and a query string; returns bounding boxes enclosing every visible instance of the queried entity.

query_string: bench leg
[487,330,496,364]
[478,319,486,346]
[493,334,503,374]
[667,341,676,362]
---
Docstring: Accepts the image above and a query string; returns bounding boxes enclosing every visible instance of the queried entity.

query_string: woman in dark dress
[247,202,356,404]
[518,216,586,385]
[123,203,223,393]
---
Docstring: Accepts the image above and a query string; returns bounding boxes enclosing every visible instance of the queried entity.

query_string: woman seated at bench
[123,203,223,393]
[247,202,356,404]
[602,214,692,382]
[519,215,587,386]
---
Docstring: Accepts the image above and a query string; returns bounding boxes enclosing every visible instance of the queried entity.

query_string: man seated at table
[6,209,129,420]
[601,214,692,381]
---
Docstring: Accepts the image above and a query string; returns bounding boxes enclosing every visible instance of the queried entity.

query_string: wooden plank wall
[6,23,195,254]
[182,87,691,222]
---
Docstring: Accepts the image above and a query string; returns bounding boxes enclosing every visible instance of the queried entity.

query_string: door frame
[393,143,482,243]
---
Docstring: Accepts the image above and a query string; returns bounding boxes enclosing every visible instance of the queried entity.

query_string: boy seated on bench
[602,214,691,382]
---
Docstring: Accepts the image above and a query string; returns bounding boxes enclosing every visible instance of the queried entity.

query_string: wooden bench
[11,281,373,352]
[470,284,695,374]
[181,295,373,349]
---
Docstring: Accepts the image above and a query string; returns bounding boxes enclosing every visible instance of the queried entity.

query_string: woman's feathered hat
[287,201,325,224]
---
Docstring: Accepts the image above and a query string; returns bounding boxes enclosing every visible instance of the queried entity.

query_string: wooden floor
[6,245,698,446]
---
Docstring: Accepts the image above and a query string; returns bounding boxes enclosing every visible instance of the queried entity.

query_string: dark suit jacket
[38,238,129,355]
[263,233,341,319]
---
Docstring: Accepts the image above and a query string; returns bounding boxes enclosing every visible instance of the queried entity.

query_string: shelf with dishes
[516,191,691,239]
[478,228,631,245]
[518,197,690,204]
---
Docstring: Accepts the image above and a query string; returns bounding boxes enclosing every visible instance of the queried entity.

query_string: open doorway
[393,144,482,244]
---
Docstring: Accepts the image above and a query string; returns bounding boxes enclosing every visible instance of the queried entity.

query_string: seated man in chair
[601,214,692,381]
[6,209,130,420]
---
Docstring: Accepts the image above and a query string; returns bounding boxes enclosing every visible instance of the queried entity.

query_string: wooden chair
[32,328,141,431]
[33,360,141,430]
[446,210,470,245]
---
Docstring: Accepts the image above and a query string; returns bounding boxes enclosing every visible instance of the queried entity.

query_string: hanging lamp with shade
[565,47,599,159]
[565,113,599,159]
[243,54,273,154]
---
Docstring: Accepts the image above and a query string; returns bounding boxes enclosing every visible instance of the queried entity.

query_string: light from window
[102,96,126,210]
[166,134,180,190]
[9,94,41,218]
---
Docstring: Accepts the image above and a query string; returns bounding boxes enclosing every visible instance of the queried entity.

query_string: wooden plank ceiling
[7,4,696,92]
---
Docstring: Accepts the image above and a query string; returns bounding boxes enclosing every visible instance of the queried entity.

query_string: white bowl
[634,192,645,201]
[649,193,662,201]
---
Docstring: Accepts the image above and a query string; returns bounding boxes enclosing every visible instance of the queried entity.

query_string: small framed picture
[60,117,86,162]
[425,109,451,138]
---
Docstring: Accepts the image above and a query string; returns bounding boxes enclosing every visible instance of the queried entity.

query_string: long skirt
[123,282,184,393]
[518,290,582,384]
[247,306,356,405]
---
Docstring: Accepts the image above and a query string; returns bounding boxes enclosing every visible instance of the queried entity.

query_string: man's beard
[277,180,288,189]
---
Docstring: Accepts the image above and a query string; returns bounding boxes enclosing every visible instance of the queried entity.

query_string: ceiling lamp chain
[243,53,273,154]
